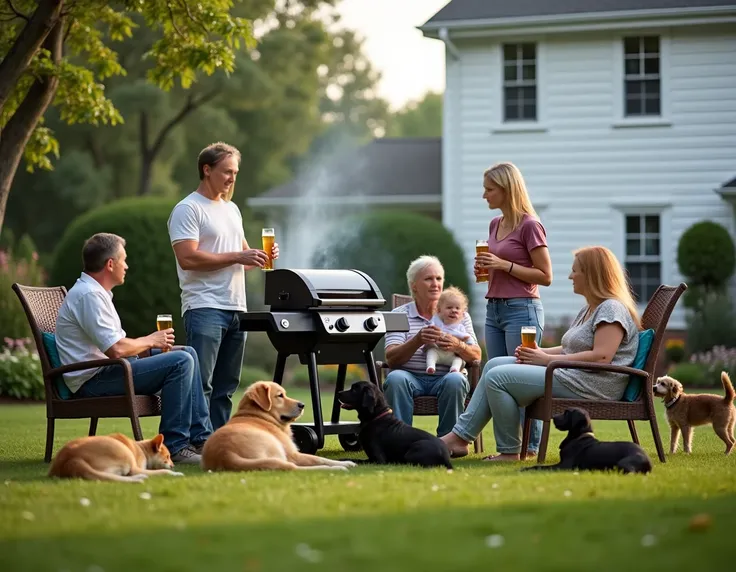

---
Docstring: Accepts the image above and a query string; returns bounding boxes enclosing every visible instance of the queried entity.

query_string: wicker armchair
[12,283,161,462]
[375,294,484,453]
[521,283,687,464]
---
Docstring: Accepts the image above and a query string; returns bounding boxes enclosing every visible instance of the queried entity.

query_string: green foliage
[287,364,367,387]
[312,211,471,310]
[664,338,686,364]
[0,339,44,401]
[677,221,735,309]
[0,234,45,340]
[685,294,736,354]
[50,198,183,339]
[666,362,707,388]
[240,365,273,387]
[687,345,736,387]
[385,92,442,138]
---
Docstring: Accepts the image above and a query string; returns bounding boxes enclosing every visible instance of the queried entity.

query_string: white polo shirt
[56,273,126,393]
[167,191,247,317]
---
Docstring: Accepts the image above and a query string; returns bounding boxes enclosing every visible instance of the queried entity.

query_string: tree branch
[149,88,218,159]
[166,2,185,38]
[175,0,208,34]
[4,0,30,21]
[0,0,63,114]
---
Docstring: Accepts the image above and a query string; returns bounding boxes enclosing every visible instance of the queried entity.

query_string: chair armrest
[47,359,135,400]
[543,360,648,401]
[467,360,481,392]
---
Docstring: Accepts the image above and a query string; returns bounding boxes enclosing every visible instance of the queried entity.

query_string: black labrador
[522,407,652,474]
[337,381,453,469]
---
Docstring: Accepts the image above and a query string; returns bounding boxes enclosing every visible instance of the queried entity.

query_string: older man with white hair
[383,256,481,438]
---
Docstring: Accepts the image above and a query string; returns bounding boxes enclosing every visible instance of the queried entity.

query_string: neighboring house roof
[721,175,736,188]
[425,0,736,25]
[247,138,441,208]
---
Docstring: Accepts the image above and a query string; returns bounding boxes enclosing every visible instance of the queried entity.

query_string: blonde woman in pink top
[441,162,553,459]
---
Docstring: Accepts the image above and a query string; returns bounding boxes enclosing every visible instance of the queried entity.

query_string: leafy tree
[0,0,254,233]
[386,91,442,138]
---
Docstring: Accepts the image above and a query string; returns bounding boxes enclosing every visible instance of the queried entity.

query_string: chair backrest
[11,284,68,394]
[392,294,413,309]
[640,283,688,380]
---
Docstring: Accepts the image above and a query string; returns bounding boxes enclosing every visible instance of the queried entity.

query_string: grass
[1,387,735,572]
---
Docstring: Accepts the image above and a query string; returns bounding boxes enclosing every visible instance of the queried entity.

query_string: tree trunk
[0,0,63,114]
[0,18,64,234]
[138,111,153,195]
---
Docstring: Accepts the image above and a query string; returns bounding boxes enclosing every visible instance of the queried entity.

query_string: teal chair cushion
[41,332,72,400]
[622,329,655,402]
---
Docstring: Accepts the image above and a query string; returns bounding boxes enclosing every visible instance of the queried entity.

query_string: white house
[421,0,736,332]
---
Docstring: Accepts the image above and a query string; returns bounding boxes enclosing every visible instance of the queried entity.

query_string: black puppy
[522,407,652,474]
[338,381,453,469]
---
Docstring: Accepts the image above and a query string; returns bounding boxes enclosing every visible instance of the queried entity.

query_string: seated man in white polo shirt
[55,233,212,464]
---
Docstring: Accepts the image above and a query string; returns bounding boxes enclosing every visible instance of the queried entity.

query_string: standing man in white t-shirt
[167,142,278,431]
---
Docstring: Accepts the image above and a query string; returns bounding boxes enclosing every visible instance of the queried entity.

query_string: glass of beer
[262,227,275,271]
[475,239,489,283]
[156,314,173,352]
[521,326,537,348]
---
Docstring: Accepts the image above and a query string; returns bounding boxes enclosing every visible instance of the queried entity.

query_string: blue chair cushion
[41,332,72,400]
[622,328,655,402]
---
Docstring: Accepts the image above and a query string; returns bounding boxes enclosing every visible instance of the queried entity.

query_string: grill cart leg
[364,350,380,389]
[273,353,288,384]
[306,352,325,449]
[331,364,348,424]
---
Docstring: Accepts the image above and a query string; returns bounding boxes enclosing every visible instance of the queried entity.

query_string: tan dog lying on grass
[201,381,356,472]
[653,371,735,455]
[49,433,184,482]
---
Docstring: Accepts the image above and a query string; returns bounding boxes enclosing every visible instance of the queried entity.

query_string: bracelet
[508,262,514,273]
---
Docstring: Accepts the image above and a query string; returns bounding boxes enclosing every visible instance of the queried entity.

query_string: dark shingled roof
[250,138,441,204]
[424,0,736,26]
[721,175,736,188]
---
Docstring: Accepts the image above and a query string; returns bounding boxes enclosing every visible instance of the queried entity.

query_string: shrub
[287,363,367,387]
[664,338,686,364]
[51,198,260,343]
[0,338,44,400]
[667,362,708,388]
[0,235,45,340]
[689,345,736,381]
[685,294,736,354]
[311,211,471,311]
[240,366,274,386]
[677,221,735,309]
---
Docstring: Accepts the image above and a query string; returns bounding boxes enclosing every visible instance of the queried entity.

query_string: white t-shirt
[56,273,127,392]
[430,314,473,343]
[168,192,247,316]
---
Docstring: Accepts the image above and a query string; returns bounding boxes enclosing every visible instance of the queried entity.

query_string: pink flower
[31,252,39,261]
[4,337,14,348]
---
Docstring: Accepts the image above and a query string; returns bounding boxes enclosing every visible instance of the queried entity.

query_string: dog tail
[722,371,735,404]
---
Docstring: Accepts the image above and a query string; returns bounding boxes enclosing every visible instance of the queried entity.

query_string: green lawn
[1,387,734,572]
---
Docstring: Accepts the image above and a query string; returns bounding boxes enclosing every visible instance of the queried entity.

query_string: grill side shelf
[239,312,316,333]
[382,312,410,332]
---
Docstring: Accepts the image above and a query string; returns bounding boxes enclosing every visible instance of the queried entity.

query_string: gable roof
[247,138,441,208]
[423,0,736,28]
[721,175,736,188]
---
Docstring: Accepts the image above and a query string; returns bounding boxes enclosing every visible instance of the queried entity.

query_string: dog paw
[168,471,185,477]
[340,461,357,468]
[330,465,349,471]
[131,474,148,482]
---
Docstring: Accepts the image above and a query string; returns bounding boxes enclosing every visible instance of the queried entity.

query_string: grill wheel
[338,433,362,452]
[292,425,319,454]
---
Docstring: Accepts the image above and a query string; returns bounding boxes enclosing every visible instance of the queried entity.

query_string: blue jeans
[453,357,582,453]
[77,347,212,455]
[184,308,246,431]
[383,370,469,437]
[485,298,544,453]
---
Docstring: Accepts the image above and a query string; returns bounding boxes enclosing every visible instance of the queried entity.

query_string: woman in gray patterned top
[441,246,641,461]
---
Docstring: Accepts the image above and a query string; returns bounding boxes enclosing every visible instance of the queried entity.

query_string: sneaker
[191,441,207,455]
[171,445,202,465]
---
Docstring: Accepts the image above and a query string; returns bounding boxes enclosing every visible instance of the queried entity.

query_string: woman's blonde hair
[573,246,642,329]
[483,162,537,230]
[438,286,468,312]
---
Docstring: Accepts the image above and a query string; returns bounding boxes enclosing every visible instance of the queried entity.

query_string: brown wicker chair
[521,283,687,464]
[375,294,484,453]
[12,283,162,462]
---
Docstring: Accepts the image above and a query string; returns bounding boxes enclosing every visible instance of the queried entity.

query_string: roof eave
[247,194,441,209]
[420,5,736,37]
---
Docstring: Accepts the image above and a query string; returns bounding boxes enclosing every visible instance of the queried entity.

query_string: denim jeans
[484,356,583,453]
[485,298,544,452]
[77,347,212,455]
[184,308,246,431]
[383,369,469,437]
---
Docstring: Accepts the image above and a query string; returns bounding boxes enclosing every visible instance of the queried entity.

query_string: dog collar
[665,395,680,409]
[580,432,595,438]
[373,408,392,420]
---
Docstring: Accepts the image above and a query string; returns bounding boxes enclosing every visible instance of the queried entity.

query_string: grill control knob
[334,317,350,332]
[363,317,379,331]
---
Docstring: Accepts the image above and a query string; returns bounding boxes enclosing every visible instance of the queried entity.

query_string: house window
[503,43,537,121]
[625,214,661,302]
[624,36,661,116]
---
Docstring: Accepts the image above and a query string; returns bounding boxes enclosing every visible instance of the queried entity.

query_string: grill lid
[264,269,386,310]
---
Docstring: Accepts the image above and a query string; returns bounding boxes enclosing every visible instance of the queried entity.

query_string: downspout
[438,27,460,60]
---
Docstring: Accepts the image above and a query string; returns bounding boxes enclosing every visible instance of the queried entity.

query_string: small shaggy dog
[653,371,735,454]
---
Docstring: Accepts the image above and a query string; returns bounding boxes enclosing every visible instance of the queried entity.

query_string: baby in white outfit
[426,287,474,374]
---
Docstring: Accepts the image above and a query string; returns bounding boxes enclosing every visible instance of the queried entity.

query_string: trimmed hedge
[311,211,471,309]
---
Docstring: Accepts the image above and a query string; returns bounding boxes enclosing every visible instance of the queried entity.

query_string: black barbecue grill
[240,268,409,454]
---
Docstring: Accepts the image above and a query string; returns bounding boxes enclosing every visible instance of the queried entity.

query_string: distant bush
[685,294,736,354]
[664,338,686,365]
[311,211,471,311]
[240,366,273,386]
[667,362,707,388]
[0,338,44,401]
[287,364,367,387]
[0,232,45,340]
